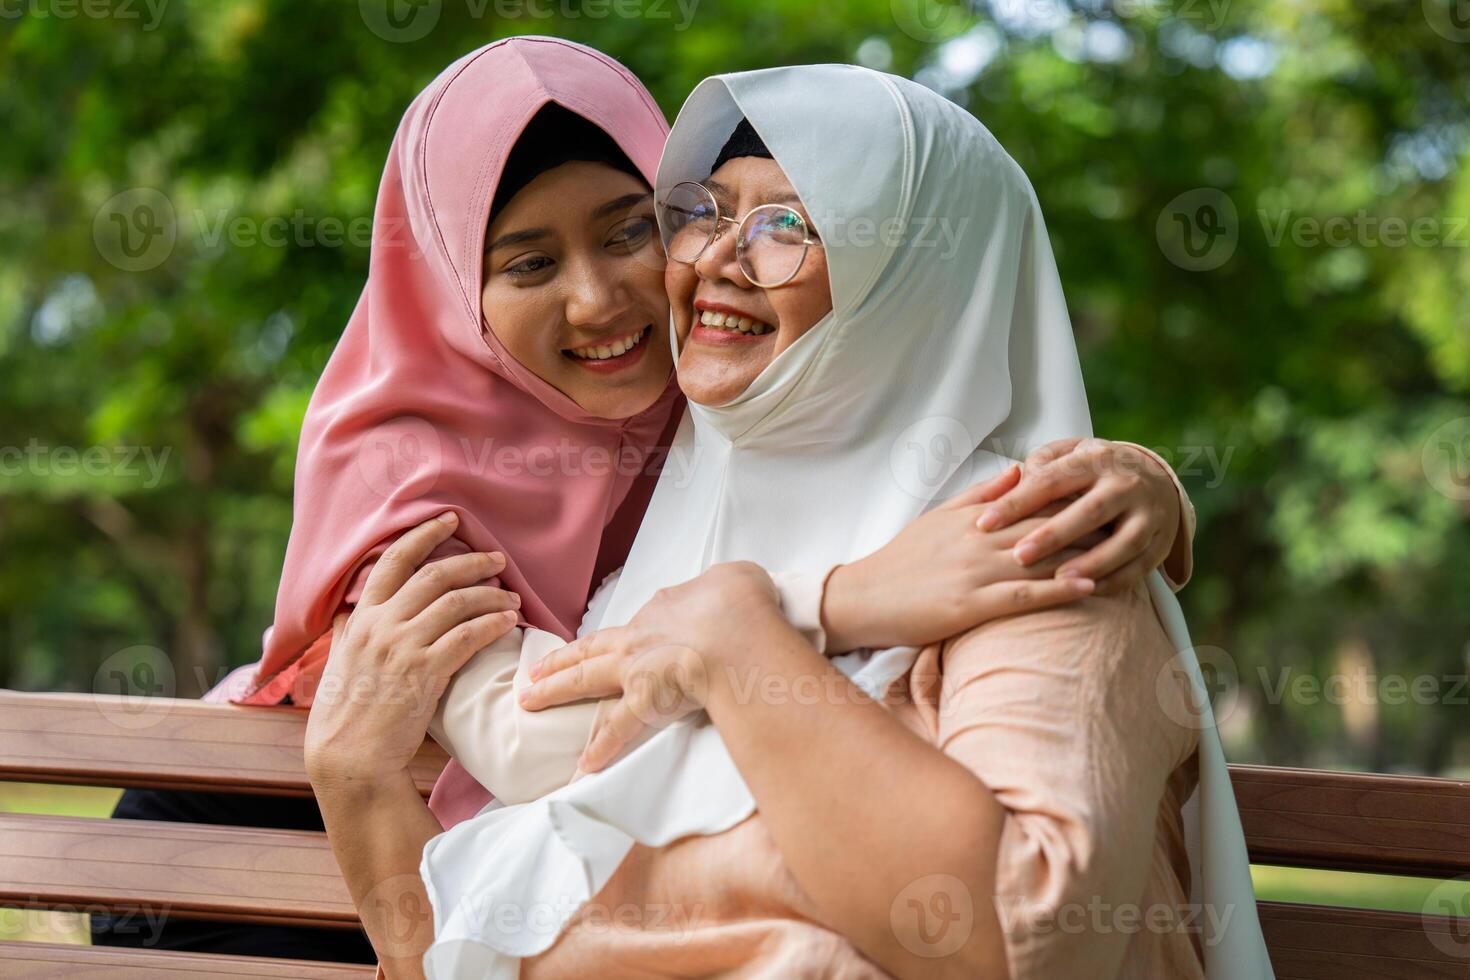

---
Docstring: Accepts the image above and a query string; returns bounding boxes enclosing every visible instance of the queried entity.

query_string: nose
[563,254,634,331]
[693,218,752,289]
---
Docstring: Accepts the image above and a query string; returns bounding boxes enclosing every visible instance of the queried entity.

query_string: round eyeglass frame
[658,180,821,288]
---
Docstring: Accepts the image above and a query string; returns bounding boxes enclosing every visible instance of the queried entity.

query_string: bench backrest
[1,690,1467,977]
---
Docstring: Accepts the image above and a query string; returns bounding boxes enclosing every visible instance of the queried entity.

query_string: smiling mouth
[697,309,775,336]
[563,325,652,362]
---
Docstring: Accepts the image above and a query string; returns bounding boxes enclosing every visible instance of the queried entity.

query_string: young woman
[101,37,1195,966]
[307,57,1264,980]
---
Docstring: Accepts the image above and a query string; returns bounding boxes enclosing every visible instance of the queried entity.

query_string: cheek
[482,283,549,364]
[769,259,834,346]
[665,265,697,335]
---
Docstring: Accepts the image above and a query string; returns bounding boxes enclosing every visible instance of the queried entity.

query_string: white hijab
[421,64,1272,980]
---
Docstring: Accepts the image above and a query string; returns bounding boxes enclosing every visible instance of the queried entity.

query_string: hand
[519,562,780,772]
[821,468,1099,652]
[976,437,1183,596]
[303,512,522,791]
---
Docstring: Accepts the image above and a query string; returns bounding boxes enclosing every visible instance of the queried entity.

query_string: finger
[411,586,521,644]
[1023,437,1085,470]
[330,611,349,645]
[977,457,1097,532]
[389,551,506,619]
[1011,485,1130,566]
[358,512,461,607]
[976,576,1095,621]
[520,652,624,710]
[528,627,626,682]
[578,699,646,772]
[428,610,521,672]
[1053,513,1156,582]
[939,465,1021,511]
[1092,550,1162,596]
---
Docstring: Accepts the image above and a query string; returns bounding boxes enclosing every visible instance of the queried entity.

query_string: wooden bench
[2,690,1468,978]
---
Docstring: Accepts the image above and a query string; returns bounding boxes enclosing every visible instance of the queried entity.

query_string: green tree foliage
[1,0,1466,772]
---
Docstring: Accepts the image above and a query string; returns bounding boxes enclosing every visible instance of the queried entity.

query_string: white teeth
[569,327,648,360]
[699,310,773,335]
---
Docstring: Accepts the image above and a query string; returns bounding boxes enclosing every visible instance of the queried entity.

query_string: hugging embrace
[99,36,1274,980]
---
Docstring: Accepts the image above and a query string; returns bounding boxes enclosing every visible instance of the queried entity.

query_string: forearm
[314,772,443,980]
[704,610,1010,980]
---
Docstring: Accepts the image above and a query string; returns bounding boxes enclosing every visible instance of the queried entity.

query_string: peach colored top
[521,583,1205,980]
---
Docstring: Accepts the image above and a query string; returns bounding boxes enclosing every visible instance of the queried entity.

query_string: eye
[503,255,554,279]
[607,216,654,250]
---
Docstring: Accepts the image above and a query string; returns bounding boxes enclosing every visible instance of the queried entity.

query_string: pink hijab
[229,37,680,827]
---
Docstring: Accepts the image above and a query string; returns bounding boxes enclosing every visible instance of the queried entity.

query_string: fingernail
[1071,578,1096,594]
[1057,567,1083,579]
[487,551,505,566]
[527,660,540,680]
[1014,542,1038,564]
[978,509,1002,531]
[509,593,521,609]
[518,685,534,704]
[437,511,458,524]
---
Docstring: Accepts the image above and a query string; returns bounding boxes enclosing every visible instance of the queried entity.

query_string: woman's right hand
[820,469,1098,653]
[303,512,521,791]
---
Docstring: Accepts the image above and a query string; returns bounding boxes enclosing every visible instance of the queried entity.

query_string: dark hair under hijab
[492,102,646,217]
[709,117,773,174]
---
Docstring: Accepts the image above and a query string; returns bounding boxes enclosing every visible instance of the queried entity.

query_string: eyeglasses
[656,181,822,288]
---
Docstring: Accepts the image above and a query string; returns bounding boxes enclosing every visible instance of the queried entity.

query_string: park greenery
[1,0,1467,777]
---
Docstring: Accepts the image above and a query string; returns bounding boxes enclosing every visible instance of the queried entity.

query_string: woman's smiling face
[664,156,834,407]
[481,160,674,419]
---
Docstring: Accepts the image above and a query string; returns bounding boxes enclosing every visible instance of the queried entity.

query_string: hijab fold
[420,64,1272,979]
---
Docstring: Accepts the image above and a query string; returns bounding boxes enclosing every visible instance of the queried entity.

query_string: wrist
[309,760,418,806]
[821,561,882,653]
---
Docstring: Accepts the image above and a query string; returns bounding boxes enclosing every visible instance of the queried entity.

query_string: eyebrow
[591,191,652,219]
[485,192,653,253]
[701,179,802,207]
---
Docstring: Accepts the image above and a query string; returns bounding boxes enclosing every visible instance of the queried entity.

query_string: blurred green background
[1,0,1467,785]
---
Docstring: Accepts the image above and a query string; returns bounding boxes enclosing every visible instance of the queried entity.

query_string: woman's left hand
[976,437,1184,595]
[518,562,779,772]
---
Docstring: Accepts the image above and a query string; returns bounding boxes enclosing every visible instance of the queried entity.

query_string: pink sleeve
[1119,442,1195,591]
[934,584,1197,977]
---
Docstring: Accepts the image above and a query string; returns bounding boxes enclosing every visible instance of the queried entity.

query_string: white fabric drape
[421,64,1271,980]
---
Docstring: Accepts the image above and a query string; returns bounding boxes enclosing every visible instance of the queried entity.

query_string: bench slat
[0,814,357,929]
[0,940,376,978]
[1233,764,1470,879]
[1259,901,1470,979]
[0,691,448,798]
